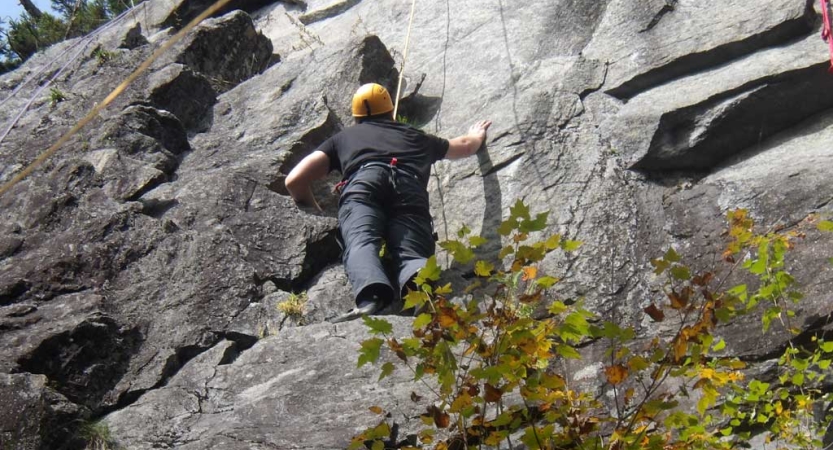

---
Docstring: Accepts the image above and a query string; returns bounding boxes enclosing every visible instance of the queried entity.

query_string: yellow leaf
[673,338,687,362]
[475,260,494,277]
[438,312,456,328]
[435,282,453,295]
[522,266,537,281]
[450,392,472,413]
[668,289,688,310]
[369,405,384,414]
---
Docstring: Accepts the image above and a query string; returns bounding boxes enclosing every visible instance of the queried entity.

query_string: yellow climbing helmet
[351,83,394,117]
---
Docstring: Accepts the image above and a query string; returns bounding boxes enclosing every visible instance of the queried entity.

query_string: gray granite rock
[0,373,88,450]
[105,318,430,449]
[0,0,832,447]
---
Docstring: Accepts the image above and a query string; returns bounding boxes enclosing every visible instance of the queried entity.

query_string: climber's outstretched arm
[285,150,330,212]
[445,120,492,160]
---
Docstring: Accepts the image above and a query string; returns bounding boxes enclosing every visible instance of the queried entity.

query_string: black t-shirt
[317,119,449,188]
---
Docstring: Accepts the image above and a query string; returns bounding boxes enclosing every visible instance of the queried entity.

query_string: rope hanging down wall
[393,0,419,120]
[0,7,137,150]
[0,0,234,198]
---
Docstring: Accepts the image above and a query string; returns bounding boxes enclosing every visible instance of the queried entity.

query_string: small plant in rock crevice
[48,87,67,106]
[351,199,833,450]
[92,46,116,64]
[277,291,308,324]
[77,420,118,450]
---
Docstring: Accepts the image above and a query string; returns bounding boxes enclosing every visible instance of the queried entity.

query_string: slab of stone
[584,0,814,98]
[105,318,431,449]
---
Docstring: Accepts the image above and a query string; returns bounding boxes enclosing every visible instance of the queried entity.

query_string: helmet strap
[363,99,372,117]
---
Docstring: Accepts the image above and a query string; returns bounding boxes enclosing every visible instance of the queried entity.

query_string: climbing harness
[332,158,417,195]
[392,0,418,120]
[821,0,833,72]
[0,0,234,198]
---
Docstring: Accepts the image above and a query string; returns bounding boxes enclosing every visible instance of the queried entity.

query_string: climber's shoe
[328,297,384,324]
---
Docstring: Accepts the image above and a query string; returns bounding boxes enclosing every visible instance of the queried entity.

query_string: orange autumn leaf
[644,304,665,322]
[511,259,523,273]
[438,313,456,328]
[484,383,503,403]
[668,288,689,310]
[722,249,735,263]
[673,338,687,362]
[605,364,629,385]
[692,272,714,286]
[522,266,538,281]
[428,405,450,429]
[369,405,384,414]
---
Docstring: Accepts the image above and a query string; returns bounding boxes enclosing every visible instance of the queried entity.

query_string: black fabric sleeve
[315,137,340,173]
[426,133,450,162]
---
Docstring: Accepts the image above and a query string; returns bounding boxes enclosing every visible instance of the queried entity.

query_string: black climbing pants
[338,164,435,307]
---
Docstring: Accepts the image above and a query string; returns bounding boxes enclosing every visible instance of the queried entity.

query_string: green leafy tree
[1,0,141,68]
[5,11,65,62]
[352,200,833,450]
[0,21,21,73]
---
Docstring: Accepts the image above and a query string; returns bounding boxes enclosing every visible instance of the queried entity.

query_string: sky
[0,0,57,24]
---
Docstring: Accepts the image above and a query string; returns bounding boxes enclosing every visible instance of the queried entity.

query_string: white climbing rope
[392,0,418,121]
[0,7,138,149]
[0,0,234,198]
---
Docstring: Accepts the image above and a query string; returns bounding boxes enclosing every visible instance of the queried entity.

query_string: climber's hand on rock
[469,120,492,141]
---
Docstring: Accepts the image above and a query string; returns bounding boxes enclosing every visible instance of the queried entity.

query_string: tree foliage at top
[0,0,137,74]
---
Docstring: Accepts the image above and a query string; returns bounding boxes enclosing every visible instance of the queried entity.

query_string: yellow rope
[0,0,233,198]
[392,0,418,121]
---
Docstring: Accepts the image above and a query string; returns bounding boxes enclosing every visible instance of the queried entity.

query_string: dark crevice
[173,10,274,95]
[216,331,259,365]
[479,152,525,177]
[137,198,180,218]
[639,0,677,33]
[632,61,833,172]
[609,5,816,99]
[125,173,170,203]
[396,76,443,129]
[262,228,341,293]
[579,62,608,100]
[736,313,833,363]
[0,279,32,306]
[99,334,241,415]
[271,106,342,196]
[299,0,362,25]
[14,317,144,414]
[160,0,303,30]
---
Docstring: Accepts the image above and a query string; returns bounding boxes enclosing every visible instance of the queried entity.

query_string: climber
[285,82,491,323]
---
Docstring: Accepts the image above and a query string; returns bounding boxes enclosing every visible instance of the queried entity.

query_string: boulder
[0,373,87,450]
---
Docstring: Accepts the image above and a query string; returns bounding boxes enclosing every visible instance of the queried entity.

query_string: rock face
[0,0,831,448]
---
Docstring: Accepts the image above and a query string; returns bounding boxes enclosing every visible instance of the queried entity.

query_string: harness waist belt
[334,159,419,194]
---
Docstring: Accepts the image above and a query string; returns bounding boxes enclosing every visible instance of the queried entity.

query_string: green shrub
[352,200,833,449]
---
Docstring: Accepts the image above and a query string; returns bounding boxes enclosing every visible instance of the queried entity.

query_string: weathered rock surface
[0,373,87,450]
[104,319,428,449]
[0,0,832,447]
